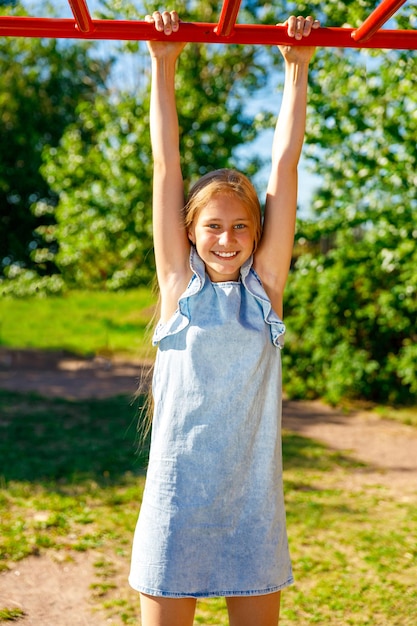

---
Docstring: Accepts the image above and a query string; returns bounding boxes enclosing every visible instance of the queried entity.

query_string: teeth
[215,252,237,258]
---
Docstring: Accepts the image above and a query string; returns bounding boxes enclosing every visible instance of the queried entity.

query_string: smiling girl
[129,11,319,626]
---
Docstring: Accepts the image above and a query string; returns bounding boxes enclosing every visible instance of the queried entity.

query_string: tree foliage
[42,95,154,289]
[0,4,111,293]
[281,1,417,404]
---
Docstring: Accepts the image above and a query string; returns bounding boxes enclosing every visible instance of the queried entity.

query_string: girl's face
[188,194,256,282]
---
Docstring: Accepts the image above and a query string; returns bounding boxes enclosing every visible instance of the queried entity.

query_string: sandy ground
[0,348,416,625]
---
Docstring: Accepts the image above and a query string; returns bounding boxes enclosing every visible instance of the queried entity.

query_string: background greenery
[0,1,416,403]
[283,1,417,405]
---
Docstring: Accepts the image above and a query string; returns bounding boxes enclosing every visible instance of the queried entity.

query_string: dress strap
[240,259,286,349]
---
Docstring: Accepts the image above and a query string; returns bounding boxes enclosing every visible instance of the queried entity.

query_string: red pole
[67,0,94,33]
[215,0,242,37]
[352,0,408,42]
[0,18,416,49]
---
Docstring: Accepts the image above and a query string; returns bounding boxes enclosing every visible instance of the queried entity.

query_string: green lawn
[0,289,157,360]
[0,389,416,625]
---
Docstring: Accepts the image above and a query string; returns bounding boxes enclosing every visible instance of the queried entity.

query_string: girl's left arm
[253,16,319,318]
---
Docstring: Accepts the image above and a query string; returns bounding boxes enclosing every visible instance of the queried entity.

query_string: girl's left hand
[278,15,320,63]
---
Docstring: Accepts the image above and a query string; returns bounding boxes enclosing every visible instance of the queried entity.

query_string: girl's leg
[226,591,281,626]
[139,593,196,626]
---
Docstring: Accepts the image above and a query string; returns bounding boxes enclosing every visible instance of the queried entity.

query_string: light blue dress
[129,248,293,598]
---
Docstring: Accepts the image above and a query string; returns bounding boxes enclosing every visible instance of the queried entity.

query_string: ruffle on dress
[152,247,286,348]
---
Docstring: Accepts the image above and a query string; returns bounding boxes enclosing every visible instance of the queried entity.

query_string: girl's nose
[218,229,235,246]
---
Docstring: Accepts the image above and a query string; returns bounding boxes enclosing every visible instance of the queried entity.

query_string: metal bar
[352,0,407,42]
[0,18,416,49]
[215,0,242,37]
[67,0,94,33]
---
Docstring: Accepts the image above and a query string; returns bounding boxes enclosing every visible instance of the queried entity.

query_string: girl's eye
[234,224,246,230]
[208,224,220,229]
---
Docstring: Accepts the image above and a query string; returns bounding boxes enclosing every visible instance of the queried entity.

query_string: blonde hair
[184,169,262,250]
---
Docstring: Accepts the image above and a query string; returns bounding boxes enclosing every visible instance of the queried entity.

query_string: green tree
[41,94,154,289]
[282,2,417,404]
[0,4,111,293]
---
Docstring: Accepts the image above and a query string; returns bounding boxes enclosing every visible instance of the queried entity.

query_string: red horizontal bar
[68,0,94,33]
[215,0,242,37]
[0,17,416,49]
[352,0,408,42]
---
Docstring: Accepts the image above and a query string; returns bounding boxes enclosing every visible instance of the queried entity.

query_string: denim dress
[129,248,293,598]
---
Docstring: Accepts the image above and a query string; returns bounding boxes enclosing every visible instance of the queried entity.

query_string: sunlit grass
[282,469,417,625]
[0,289,156,359]
[0,607,26,621]
[0,390,416,625]
[375,404,417,427]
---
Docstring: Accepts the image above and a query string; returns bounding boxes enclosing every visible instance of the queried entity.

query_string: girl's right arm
[146,11,192,321]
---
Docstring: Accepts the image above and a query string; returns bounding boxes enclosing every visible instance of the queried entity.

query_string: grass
[374,404,417,427]
[0,389,416,625]
[0,608,26,621]
[0,289,157,360]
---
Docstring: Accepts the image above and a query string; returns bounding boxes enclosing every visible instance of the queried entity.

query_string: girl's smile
[213,251,238,257]
[188,195,256,282]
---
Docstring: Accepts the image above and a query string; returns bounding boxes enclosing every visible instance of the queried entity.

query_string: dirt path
[0,551,131,626]
[1,348,416,625]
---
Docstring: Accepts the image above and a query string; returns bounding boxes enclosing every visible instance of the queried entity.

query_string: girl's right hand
[278,15,319,64]
[145,11,186,59]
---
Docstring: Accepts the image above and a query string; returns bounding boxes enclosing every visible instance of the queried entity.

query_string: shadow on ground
[0,389,149,483]
[0,387,364,486]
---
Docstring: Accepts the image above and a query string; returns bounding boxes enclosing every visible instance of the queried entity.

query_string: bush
[283,226,417,405]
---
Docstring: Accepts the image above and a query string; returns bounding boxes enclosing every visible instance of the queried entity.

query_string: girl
[129,12,319,626]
